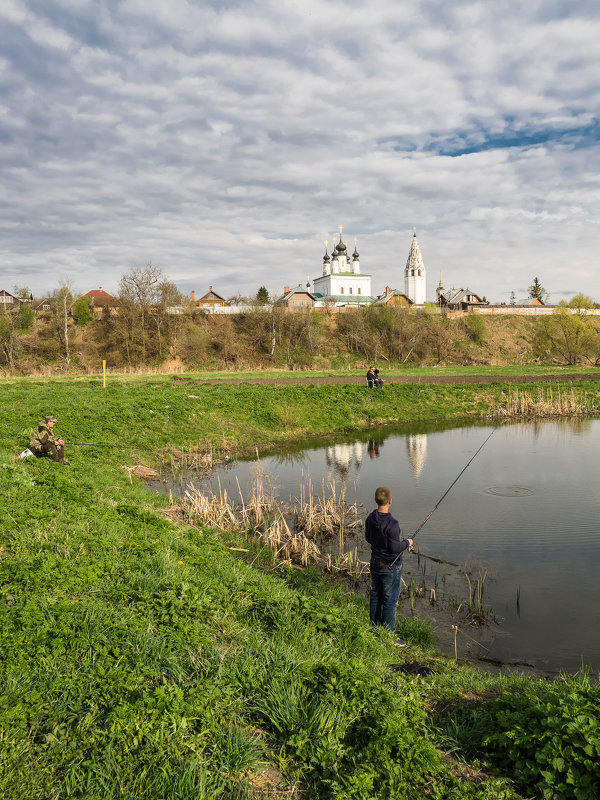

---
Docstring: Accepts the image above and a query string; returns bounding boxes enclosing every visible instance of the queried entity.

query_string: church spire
[404,229,427,305]
[405,230,424,273]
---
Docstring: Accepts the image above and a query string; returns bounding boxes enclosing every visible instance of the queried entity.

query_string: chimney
[209,286,213,292]
[191,290,195,302]
[385,286,391,296]
[284,287,290,295]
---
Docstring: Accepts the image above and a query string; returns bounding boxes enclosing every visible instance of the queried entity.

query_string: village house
[84,287,119,315]
[32,297,53,313]
[374,287,413,308]
[192,287,230,311]
[274,285,316,310]
[436,283,488,312]
[0,289,21,309]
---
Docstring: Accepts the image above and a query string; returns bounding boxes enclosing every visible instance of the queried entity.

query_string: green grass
[3,362,598,384]
[2,375,600,461]
[1,376,599,799]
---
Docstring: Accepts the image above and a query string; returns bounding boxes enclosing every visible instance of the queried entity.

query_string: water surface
[164,418,600,673]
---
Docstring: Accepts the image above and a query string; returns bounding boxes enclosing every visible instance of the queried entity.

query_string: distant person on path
[366,366,383,388]
[365,486,413,644]
[29,416,70,465]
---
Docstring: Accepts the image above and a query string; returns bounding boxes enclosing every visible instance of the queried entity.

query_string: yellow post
[452,625,458,661]
[102,360,106,388]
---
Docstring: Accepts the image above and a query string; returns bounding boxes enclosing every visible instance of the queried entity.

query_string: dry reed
[177,469,369,578]
[498,387,595,418]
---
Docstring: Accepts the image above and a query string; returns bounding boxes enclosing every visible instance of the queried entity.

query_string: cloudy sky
[1,0,599,303]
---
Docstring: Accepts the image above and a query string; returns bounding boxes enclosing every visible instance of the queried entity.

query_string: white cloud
[0,0,599,305]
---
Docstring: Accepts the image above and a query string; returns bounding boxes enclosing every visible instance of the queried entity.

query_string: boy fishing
[365,486,413,645]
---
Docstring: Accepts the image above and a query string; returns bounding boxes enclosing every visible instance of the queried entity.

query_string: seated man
[367,366,384,388]
[29,415,70,465]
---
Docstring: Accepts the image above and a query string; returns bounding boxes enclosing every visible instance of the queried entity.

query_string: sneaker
[394,638,407,647]
[60,459,71,466]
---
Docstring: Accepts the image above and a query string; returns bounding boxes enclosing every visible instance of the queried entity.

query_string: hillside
[5,304,599,374]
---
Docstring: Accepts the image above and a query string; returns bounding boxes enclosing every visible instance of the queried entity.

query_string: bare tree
[0,307,20,367]
[117,263,174,363]
[50,282,74,366]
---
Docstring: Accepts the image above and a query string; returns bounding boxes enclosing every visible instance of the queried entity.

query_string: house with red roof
[83,287,119,315]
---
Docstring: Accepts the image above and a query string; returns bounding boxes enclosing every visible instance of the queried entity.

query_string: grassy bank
[1,376,599,799]
[2,373,600,457]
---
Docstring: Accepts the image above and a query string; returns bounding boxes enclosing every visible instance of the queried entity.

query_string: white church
[285,227,428,308]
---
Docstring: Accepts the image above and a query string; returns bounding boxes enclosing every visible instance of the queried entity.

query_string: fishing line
[390,427,496,567]
[65,442,161,451]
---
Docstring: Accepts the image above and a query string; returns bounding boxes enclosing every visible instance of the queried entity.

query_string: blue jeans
[369,558,402,633]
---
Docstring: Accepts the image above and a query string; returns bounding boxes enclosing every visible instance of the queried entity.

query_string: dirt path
[186,372,600,386]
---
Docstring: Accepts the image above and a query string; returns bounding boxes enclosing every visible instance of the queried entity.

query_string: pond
[159,418,600,674]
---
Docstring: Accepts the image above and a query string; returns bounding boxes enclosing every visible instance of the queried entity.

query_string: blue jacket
[365,509,410,565]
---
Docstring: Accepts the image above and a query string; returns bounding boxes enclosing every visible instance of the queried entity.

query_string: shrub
[464,313,488,346]
[483,672,600,799]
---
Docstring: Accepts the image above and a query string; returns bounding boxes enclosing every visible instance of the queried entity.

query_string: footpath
[190,372,600,386]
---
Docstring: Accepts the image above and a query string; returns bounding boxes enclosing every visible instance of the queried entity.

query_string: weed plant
[1,377,598,798]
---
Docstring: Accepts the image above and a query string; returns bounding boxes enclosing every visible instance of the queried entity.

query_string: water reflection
[325,441,363,477]
[323,435,429,487]
[272,450,310,468]
[407,434,427,483]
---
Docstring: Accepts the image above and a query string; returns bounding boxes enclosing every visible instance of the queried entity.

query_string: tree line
[2,266,600,371]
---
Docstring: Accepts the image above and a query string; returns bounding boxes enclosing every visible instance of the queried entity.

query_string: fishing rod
[65,442,160,451]
[390,427,496,567]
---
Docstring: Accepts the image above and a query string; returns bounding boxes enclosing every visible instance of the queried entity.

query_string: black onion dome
[334,232,347,252]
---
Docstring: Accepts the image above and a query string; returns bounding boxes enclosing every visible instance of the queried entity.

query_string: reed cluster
[295,476,361,536]
[498,386,597,418]
[179,470,369,577]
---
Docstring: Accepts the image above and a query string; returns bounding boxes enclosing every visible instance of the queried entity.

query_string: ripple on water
[485,486,534,497]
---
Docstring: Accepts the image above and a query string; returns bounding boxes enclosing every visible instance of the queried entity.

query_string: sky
[1,0,599,304]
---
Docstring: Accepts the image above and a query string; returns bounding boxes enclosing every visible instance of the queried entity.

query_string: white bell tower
[404,229,427,305]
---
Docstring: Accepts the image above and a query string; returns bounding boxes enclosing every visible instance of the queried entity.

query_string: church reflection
[407,434,427,483]
[324,434,428,485]
[325,441,363,483]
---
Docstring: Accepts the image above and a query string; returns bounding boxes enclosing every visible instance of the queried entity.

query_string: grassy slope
[3,373,600,456]
[1,375,599,799]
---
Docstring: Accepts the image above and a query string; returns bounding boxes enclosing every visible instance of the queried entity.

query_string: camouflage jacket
[29,422,56,453]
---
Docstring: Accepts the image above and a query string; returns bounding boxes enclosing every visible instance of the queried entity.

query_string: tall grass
[179,472,368,577]
[498,386,599,417]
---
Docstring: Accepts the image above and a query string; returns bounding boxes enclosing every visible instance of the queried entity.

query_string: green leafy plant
[483,672,600,799]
